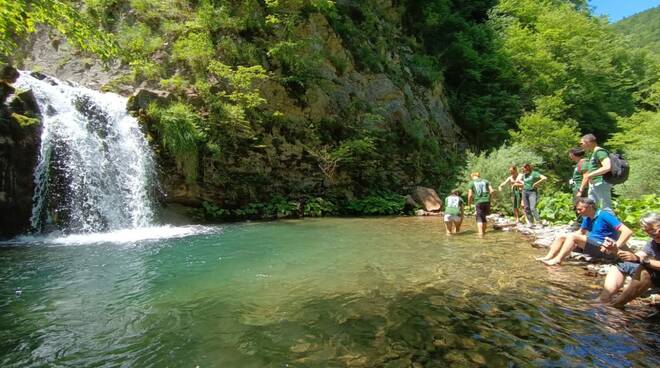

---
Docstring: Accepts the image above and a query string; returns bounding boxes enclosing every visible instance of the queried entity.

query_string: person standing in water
[467,172,494,236]
[521,163,547,227]
[443,189,465,235]
[498,166,524,224]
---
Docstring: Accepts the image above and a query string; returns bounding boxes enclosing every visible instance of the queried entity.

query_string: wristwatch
[642,257,651,266]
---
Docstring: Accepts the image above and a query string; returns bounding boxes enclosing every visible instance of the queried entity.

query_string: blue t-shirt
[643,240,659,260]
[580,210,622,243]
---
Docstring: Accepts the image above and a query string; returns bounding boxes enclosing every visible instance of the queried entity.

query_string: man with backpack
[577,134,613,214]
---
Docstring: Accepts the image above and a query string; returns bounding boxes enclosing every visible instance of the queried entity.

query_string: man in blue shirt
[536,197,633,266]
[599,213,660,307]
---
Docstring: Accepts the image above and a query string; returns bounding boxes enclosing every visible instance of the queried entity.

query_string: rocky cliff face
[0,67,41,238]
[12,4,465,216]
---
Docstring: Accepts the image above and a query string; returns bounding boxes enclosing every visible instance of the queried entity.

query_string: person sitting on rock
[443,189,465,235]
[535,197,633,266]
[598,213,660,307]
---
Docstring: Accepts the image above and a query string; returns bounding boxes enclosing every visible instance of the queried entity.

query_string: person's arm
[641,256,660,271]
[577,175,589,195]
[532,174,547,189]
[584,153,612,182]
[467,189,473,206]
[618,250,648,262]
[498,177,511,191]
[488,183,495,195]
[604,223,633,252]
[615,223,633,250]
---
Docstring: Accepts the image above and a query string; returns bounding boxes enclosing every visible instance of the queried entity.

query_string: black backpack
[602,150,630,185]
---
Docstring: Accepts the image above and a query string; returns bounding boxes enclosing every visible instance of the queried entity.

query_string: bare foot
[446,231,452,236]
[535,256,551,261]
[541,259,561,266]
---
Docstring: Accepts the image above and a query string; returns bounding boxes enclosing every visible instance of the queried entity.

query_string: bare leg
[514,208,519,224]
[542,234,586,266]
[477,221,486,236]
[444,221,452,235]
[455,218,462,233]
[598,268,625,303]
[536,234,566,261]
[611,268,654,308]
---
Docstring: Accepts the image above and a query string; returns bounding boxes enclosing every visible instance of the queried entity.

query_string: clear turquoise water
[1,217,659,367]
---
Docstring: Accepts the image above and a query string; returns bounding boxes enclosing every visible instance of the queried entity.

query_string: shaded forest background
[1,0,658,222]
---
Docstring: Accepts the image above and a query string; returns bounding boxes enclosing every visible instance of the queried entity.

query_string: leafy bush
[608,110,660,199]
[172,31,215,74]
[147,102,203,183]
[344,193,406,215]
[537,192,575,224]
[303,197,337,217]
[192,201,230,221]
[264,195,300,218]
[536,193,660,238]
[614,195,660,237]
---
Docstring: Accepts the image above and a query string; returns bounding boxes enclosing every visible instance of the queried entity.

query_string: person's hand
[600,238,617,254]
[617,250,639,262]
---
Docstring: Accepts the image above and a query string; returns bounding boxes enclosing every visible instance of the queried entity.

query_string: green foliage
[536,193,660,237]
[345,193,407,216]
[116,22,163,59]
[303,197,337,217]
[192,201,230,221]
[267,39,323,87]
[492,0,654,139]
[264,195,300,217]
[11,112,39,127]
[614,195,660,236]
[537,192,575,224]
[612,6,660,58]
[402,0,522,148]
[608,110,660,198]
[510,95,580,174]
[147,102,203,183]
[172,31,214,75]
[0,0,118,60]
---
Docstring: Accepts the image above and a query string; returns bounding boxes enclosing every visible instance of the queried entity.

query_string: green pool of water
[1,217,659,367]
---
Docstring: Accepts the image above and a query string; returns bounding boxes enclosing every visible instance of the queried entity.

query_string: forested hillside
[613,5,660,57]
[1,0,658,220]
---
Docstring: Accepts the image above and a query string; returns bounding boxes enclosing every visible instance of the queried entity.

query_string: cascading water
[13,72,158,234]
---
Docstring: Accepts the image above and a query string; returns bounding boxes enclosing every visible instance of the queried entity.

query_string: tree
[0,0,117,60]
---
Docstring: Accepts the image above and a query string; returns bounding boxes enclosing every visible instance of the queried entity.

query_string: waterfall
[13,72,157,234]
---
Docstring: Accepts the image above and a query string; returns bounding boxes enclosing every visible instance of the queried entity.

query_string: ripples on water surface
[1,217,659,367]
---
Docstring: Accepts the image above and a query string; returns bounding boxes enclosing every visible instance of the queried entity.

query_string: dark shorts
[616,262,660,287]
[648,268,660,287]
[512,190,522,209]
[583,237,616,260]
[475,202,490,223]
[616,261,640,276]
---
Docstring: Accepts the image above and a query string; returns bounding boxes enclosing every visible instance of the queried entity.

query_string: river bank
[489,214,659,306]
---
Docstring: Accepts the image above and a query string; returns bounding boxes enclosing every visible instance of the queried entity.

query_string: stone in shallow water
[444,350,469,364]
[467,351,487,365]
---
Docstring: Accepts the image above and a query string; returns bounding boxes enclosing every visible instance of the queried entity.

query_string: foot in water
[535,256,550,261]
[541,259,561,266]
